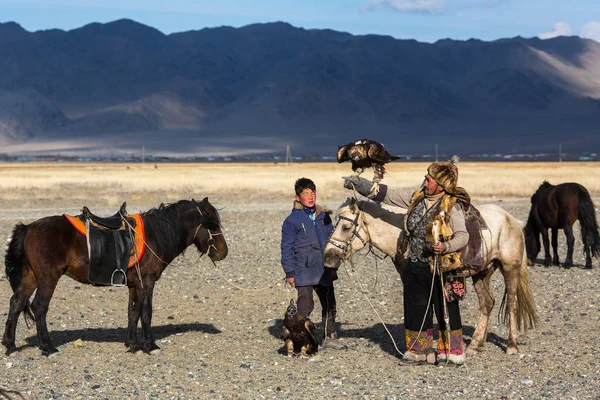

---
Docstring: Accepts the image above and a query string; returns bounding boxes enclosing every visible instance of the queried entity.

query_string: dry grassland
[0,161,598,209]
[1,162,600,399]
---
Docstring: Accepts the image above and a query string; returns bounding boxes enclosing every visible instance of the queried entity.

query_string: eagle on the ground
[280,300,318,357]
[336,139,400,182]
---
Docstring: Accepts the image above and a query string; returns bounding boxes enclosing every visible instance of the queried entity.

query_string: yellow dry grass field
[0,162,598,209]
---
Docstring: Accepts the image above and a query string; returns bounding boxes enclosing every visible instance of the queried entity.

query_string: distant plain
[0,162,599,211]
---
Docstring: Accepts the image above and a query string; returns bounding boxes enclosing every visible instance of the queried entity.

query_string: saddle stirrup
[111,269,127,287]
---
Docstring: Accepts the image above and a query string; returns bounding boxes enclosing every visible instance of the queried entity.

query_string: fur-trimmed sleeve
[445,204,469,253]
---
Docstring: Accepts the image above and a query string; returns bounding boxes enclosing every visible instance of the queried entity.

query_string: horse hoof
[41,347,59,357]
[4,346,17,356]
[506,346,518,355]
[142,344,161,354]
[126,345,141,353]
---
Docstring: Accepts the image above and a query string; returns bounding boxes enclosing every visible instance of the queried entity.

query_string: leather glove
[342,176,378,199]
[423,241,434,257]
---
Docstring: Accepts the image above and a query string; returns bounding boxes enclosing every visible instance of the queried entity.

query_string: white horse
[323,198,538,355]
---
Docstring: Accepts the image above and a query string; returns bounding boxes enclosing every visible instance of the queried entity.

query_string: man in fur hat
[343,156,470,365]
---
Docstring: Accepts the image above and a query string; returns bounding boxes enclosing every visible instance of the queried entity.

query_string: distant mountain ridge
[1,19,599,157]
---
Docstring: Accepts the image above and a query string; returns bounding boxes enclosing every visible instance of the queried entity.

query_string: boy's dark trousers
[296,285,337,336]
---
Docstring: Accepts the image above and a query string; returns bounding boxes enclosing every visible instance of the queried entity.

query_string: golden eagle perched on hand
[281,300,318,357]
[337,139,400,182]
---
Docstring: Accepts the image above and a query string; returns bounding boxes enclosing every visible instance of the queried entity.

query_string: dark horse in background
[2,198,228,356]
[524,181,600,269]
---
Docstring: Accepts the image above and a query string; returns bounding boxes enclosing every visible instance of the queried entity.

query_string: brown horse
[524,181,600,269]
[2,198,228,356]
[324,198,538,355]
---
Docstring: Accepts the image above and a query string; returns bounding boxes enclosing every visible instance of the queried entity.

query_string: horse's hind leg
[499,263,520,355]
[551,228,559,265]
[2,273,37,355]
[468,266,496,354]
[563,225,575,268]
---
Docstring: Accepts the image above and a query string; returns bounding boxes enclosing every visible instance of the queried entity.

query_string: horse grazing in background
[524,181,600,269]
[324,198,538,355]
[2,198,228,356]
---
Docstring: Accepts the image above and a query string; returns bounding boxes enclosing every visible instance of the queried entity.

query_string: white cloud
[539,21,572,39]
[362,0,447,13]
[361,0,502,13]
[580,21,600,42]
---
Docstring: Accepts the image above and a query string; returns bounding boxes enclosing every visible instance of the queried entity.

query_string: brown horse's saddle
[82,202,128,229]
[64,203,146,287]
[458,204,488,270]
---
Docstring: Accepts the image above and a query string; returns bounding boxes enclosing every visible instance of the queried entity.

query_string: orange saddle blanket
[64,213,146,268]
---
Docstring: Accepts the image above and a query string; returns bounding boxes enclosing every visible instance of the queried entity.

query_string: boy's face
[296,188,316,208]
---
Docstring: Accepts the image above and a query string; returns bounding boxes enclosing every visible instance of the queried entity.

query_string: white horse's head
[323,198,370,269]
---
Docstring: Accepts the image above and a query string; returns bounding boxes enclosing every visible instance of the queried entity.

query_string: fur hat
[427,155,460,194]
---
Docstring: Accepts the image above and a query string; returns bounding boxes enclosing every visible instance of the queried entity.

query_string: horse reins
[118,206,224,288]
[194,206,224,257]
[331,204,404,357]
[195,205,286,293]
[121,214,168,266]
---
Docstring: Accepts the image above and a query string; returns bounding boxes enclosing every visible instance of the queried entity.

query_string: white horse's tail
[499,250,539,331]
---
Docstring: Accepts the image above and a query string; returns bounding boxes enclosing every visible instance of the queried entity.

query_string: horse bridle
[327,211,368,259]
[194,206,224,255]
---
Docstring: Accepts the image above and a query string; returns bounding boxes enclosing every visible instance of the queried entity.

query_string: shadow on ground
[22,322,220,349]
[268,320,510,356]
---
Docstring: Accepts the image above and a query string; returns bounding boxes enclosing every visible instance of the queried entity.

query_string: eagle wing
[337,144,350,163]
[367,142,398,163]
[304,319,318,351]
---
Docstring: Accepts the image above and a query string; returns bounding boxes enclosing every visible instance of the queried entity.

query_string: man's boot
[437,329,466,365]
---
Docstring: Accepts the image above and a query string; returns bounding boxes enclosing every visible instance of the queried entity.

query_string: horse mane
[141,199,221,260]
[144,199,221,229]
[539,180,553,189]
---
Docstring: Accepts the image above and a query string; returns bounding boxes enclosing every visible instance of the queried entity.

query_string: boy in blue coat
[281,178,346,350]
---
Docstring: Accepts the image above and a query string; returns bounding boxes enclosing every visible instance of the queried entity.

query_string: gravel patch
[1,196,600,399]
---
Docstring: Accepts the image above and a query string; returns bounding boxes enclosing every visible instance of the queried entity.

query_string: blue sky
[1,0,600,43]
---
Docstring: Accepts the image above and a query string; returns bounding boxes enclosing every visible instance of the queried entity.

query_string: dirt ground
[1,190,600,399]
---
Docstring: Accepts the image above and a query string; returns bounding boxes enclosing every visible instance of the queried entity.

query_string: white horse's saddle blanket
[458,205,488,269]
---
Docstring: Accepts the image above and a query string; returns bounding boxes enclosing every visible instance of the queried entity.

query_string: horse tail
[577,195,600,258]
[516,251,538,331]
[500,250,539,331]
[5,223,35,325]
